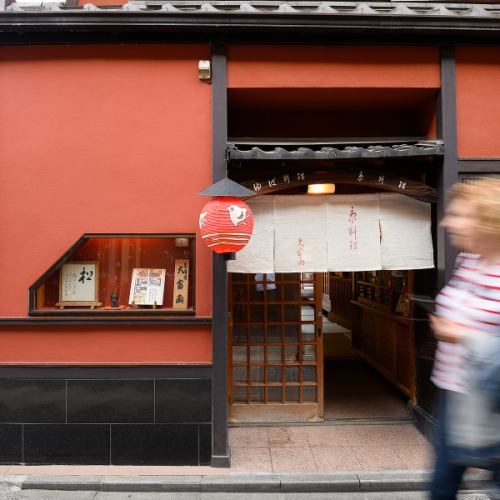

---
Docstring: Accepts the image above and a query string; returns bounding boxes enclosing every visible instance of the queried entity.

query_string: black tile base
[67,380,154,423]
[111,424,198,465]
[199,424,211,465]
[0,368,213,465]
[156,379,211,423]
[0,380,65,423]
[0,424,22,464]
[24,424,110,465]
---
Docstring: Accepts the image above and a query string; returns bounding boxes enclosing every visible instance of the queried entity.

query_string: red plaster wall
[456,47,500,158]
[227,46,441,89]
[0,326,210,364]
[0,45,212,364]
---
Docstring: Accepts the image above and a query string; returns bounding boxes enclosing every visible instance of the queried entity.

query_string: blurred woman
[430,178,500,500]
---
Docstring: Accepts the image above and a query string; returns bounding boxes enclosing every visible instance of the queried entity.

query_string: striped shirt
[431,253,500,393]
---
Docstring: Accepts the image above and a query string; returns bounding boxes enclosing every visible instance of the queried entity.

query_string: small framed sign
[129,268,166,306]
[56,261,101,309]
[172,259,189,309]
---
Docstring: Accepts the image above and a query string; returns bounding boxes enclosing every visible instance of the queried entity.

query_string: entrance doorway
[322,272,411,420]
[228,270,415,423]
[228,272,324,422]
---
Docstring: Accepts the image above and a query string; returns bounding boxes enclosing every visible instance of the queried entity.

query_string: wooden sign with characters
[172,259,189,309]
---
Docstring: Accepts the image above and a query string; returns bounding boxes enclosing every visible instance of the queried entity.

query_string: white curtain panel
[228,193,434,273]
[327,194,382,272]
[379,193,434,270]
[227,196,275,273]
[274,195,328,272]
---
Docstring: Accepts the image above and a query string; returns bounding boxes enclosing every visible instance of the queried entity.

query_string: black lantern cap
[198,177,255,197]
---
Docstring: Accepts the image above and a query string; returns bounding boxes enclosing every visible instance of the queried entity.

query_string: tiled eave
[2,2,500,43]
[227,140,444,161]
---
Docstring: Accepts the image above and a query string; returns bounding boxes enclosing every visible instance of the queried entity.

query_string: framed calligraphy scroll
[172,259,189,309]
[56,261,102,309]
[128,268,166,307]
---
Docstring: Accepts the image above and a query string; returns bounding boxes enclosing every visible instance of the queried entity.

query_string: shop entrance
[322,272,413,421]
[228,270,416,423]
[229,272,324,422]
[225,84,439,425]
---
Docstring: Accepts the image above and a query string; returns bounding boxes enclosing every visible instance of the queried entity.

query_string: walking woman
[430,178,500,500]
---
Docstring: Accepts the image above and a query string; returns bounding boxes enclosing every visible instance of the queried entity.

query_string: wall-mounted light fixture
[307,183,336,195]
[198,60,211,82]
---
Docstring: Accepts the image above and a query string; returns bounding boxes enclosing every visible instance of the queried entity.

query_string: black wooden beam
[210,43,230,468]
[4,13,500,45]
[0,317,211,325]
[458,159,500,173]
[436,46,458,287]
[0,364,212,379]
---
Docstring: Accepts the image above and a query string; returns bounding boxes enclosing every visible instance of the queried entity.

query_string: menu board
[128,268,166,306]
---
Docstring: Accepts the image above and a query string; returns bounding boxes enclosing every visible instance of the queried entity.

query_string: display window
[29,234,195,316]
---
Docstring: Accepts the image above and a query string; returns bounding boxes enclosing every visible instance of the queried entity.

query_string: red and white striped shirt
[431,253,500,393]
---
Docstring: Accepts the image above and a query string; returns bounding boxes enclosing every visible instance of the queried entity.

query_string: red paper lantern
[199,196,254,253]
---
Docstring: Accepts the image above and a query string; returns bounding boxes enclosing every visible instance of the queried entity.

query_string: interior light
[307,183,336,195]
[175,237,190,248]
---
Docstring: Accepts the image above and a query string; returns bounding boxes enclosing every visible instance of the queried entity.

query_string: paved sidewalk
[0,423,493,496]
[229,423,433,472]
[0,423,432,477]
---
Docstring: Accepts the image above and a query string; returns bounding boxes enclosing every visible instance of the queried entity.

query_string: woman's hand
[429,315,469,343]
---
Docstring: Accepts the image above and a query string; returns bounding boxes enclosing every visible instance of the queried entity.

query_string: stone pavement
[229,423,433,472]
[0,423,495,498]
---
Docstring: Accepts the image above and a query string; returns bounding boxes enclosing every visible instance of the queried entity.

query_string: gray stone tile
[96,494,200,500]
[200,474,280,493]
[9,491,97,500]
[282,494,430,500]
[201,494,282,500]
[357,470,430,491]
[279,472,359,492]
[101,476,201,492]
[22,475,102,491]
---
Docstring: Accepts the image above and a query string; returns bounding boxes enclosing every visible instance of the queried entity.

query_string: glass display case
[29,234,195,315]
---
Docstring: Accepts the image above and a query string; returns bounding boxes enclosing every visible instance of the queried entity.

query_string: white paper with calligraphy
[60,262,98,302]
[172,259,189,309]
[379,193,434,270]
[327,194,382,271]
[274,196,327,272]
[128,268,166,306]
[227,197,275,273]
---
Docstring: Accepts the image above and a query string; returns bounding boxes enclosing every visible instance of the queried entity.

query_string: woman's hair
[449,177,500,239]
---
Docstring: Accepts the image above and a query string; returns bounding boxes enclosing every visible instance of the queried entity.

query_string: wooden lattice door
[228,272,324,423]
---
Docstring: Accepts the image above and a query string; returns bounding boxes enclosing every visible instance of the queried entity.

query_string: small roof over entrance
[227,138,443,161]
[227,138,441,202]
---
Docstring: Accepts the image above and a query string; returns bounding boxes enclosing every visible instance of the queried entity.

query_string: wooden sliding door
[228,272,323,423]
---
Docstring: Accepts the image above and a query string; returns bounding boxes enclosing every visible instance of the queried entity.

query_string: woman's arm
[429,315,470,344]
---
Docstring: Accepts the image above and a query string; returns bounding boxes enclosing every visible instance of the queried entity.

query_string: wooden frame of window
[28,233,196,317]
